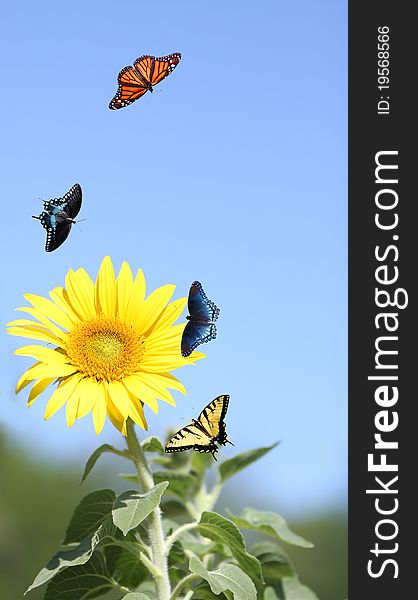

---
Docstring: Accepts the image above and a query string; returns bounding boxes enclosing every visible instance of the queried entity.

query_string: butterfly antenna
[76,218,87,223]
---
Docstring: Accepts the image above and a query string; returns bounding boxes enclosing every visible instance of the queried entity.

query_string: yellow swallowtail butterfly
[165,395,233,460]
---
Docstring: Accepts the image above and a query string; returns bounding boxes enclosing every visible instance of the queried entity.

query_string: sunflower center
[88,332,124,362]
[66,317,145,381]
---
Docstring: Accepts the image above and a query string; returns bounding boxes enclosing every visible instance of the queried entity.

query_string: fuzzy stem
[169,573,201,600]
[164,522,198,556]
[126,419,171,600]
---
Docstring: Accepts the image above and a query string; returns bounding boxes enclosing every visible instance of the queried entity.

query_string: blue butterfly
[181,281,220,357]
[32,183,83,252]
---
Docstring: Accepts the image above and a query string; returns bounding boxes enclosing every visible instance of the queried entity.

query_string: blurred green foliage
[284,514,347,600]
[0,430,347,600]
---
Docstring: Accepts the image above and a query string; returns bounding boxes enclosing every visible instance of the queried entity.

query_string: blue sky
[0,0,347,517]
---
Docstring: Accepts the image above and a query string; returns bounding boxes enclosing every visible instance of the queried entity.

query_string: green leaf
[168,540,187,567]
[197,512,263,589]
[105,540,149,588]
[44,552,113,599]
[282,577,320,600]
[64,489,116,544]
[81,444,123,483]
[219,443,280,482]
[191,451,214,475]
[141,436,165,454]
[112,482,169,535]
[230,508,313,548]
[189,555,257,600]
[193,584,227,600]
[26,517,118,593]
[119,473,138,483]
[154,469,199,499]
[264,588,281,600]
[123,594,153,600]
[252,541,294,582]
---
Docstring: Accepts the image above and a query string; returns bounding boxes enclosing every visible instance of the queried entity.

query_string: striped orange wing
[109,66,148,110]
[134,52,181,87]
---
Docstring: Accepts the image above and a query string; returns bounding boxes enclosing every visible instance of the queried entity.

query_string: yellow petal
[107,393,128,435]
[125,390,148,429]
[20,362,78,382]
[146,372,187,395]
[24,294,74,330]
[134,284,175,334]
[95,256,116,318]
[134,372,180,405]
[44,374,82,420]
[16,362,41,393]
[92,381,107,434]
[123,375,159,413]
[124,268,146,324]
[139,354,201,373]
[49,287,82,324]
[76,377,100,418]
[7,325,64,346]
[7,318,49,328]
[16,306,67,340]
[145,323,185,350]
[65,268,95,320]
[15,345,70,363]
[116,261,133,319]
[28,377,55,406]
[107,379,130,418]
[148,297,187,335]
[186,351,206,362]
[66,392,80,427]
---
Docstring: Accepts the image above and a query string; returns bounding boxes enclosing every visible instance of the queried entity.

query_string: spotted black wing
[181,321,217,357]
[43,184,82,219]
[61,183,82,218]
[187,281,220,323]
[39,212,72,252]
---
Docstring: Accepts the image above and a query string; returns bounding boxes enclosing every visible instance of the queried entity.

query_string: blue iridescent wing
[181,321,217,357]
[187,281,220,323]
[43,184,82,219]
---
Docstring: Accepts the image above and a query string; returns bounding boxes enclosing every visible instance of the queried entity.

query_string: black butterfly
[32,184,83,252]
[181,281,220,357]
[165,394,233,460]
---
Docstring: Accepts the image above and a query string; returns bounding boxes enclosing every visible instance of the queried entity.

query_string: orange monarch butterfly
[109,52,182,110]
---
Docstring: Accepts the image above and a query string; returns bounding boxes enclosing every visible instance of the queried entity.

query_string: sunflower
[7,256,204,435]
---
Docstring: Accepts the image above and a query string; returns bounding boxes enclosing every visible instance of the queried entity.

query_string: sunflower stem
[164,522,198,556]
[126,419,171,600]
[169,573,201,600]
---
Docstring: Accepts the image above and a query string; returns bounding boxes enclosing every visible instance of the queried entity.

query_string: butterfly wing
[165,422,212,453]
[60,183,82,219]
[187,281,220,323]
[42,184,82,219]
[46,221,72,252]
[197,395,230,442]
[165,395,231,458]
[134,53,181,87]
[39,212,72,252]
[109,66,148,110]
[181,321,217,357]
